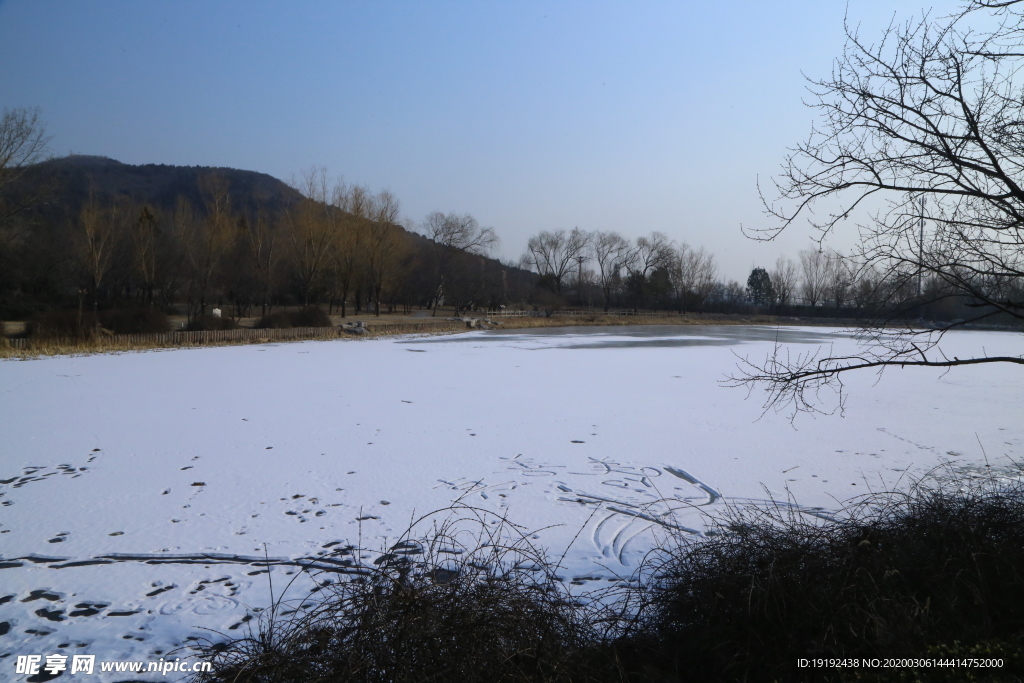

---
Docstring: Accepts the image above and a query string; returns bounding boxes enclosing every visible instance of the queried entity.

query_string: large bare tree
[677,246,718,312]
[129,205,159,305]
[329,184,370,318]
[523,228,589,293]
[0,107,51,297]
[76,193,137,329]
[738,2,1024,415]
[174,176,237,321]
[0,107,50,223]
[242,204,280,318]
[363,190,404,316]
[423,211,497,315]
[798,248,828,308]
[771,255,799,309]
[631,231,674,278]
[288,167,344,306]
[590,230,634,311]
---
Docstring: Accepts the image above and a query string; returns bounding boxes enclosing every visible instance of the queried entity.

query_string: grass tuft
[193,506,615,683]
[632,473,1024,681]
[189,473,1024,682]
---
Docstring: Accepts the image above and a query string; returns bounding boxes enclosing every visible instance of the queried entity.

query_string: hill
[7,155,304,223]
[0,155,537,319]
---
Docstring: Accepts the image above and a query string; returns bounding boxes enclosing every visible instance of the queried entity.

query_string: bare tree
[77,193,129,326]
[692,248,718,312]
[523,228,589,293]
[243,205,280,317]
[0,108,51,292]
[0,107,50,220]
[129,205,159,305]
[632,231,674,278]
[798,249,828,307]
[771,255,799,309]
[329,184,369,318]
[423,211,497,315]
[738,3,1024,416]
[174,177,237,321]
[620,232,673,312]
[823,249,853,313]
[667,243,697,313]
[590,230,634,311]
[288,167,343,306]
[363,190,404,316]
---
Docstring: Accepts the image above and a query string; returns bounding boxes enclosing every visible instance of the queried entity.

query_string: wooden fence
[5,321,468,352]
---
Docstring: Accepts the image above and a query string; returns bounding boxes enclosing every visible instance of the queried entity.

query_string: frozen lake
[1,325,1021,677]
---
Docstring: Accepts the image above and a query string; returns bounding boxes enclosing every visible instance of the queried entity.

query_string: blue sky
[0,0,958,279]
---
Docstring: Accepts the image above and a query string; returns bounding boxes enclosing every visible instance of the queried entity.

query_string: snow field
[0,325,1020,678]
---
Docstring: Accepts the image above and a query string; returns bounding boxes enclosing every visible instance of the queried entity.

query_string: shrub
[256,307,332,329]
[27,310,98,338]
[193,508,615,683]
[288,306,332,328]
[98,307,171,334]
[192,477,1024,683]
[187,315,240,331]
[634,475,1024,681]
[528,290,567,316]
[255,311,293,329]
[0,294,45,321]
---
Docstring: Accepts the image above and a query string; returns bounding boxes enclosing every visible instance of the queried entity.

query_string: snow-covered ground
[1,325,1021,679]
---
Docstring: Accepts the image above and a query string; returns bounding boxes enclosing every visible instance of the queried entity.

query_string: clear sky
[0,0,961,280]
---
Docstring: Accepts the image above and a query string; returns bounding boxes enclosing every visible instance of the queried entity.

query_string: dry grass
[631,472,1024,682]
[0,322,466,360]
[0,311,855,360]
[490,313,773,330]
[191,505,621,683]
[189,473,1024,683]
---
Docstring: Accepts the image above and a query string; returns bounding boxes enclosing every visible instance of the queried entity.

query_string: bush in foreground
[193,508,615,683]
[192,475,1024,683]
[635,475,1024,681]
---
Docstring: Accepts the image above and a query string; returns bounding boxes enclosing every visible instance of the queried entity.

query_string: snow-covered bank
[1,325,1020,678]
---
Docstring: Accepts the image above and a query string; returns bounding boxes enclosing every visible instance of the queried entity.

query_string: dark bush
[255,311,292,329]
[187,315,240,331]
[634,476,1024,681]
[256,307,331,329]
[288,306,332,328]
[0,294,46,321]
[528,289,567,316]
[28,310,98,338]
[99,307,171,334]
[193,478,1024,683]
[193,508,616,683]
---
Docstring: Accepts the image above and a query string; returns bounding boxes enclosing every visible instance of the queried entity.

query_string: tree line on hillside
[0,106,1020,334]
[0,156,536,326]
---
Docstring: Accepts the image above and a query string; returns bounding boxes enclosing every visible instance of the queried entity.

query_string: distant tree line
[516,227,1022,324]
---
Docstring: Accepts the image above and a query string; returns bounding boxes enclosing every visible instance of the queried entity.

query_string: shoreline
[2,312,1016,360]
